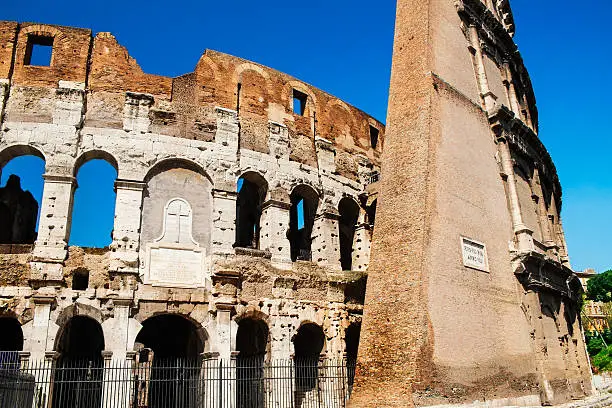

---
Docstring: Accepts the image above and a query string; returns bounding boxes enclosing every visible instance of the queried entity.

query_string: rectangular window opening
[297,199,305,230]
[369,125,379,149]
[293,89,307,116]
[25,35,54,67]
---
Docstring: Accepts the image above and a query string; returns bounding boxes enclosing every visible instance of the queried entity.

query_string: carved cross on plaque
[164,199,193,244]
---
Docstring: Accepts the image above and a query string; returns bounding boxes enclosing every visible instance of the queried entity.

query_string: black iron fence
[0,355,356,408]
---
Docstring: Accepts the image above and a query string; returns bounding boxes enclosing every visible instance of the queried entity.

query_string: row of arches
[236,171,375,270]
[0,314,361,408]
[0,147,117,248]
[0,145,377,272]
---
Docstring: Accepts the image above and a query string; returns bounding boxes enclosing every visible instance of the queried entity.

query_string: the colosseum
[0,0,603,408]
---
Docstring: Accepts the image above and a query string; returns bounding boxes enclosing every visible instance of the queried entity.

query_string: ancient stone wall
[0,21,381,380]
[350,0,591,407]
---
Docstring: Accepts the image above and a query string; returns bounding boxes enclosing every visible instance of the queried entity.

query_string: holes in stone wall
[69,158,118,248]
[71,268,89,291]
[293,89,308,116]
[24,35,54,66]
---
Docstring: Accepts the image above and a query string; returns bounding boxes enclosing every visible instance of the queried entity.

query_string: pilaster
[311,208,342,270]
[215,107,239,150]
[31,173,77,280]
[110,179,146,275]
[259,199,292,269]
[211,189,238,255]
[123,92,153,133]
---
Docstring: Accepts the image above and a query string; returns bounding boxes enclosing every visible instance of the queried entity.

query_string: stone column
[215,107,239,151]
[531,169,557,253]
[102,296,133,362]
[123,92,153,133]
[311,209,342,270]
[497,137,534,252]
[468,25,497,113]
[211,189,238,255]
[259,199,292,269]
[503,63,522,118]
[110,180,145,275]
[28,292,56,360]
[351,208,371,271]
[31,174,77,281]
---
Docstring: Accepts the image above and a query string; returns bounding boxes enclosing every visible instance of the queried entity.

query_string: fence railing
[0,356,356,408]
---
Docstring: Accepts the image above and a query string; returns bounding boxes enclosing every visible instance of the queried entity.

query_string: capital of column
[262,198,290,211]
[114,179,146,191]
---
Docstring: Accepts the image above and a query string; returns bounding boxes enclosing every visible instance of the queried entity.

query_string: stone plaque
[460,236,489,272]
[148,245,204,287]
[143,198,208,287]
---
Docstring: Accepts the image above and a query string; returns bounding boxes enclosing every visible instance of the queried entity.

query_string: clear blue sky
[1,1,610,272]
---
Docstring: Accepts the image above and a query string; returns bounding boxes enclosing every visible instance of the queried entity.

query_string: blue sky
[1,1,610,272]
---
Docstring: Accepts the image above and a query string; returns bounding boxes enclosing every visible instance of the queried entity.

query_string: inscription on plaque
[460,236,489,272]
[144,198,207,287]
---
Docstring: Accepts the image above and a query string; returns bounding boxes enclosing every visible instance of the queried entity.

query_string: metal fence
[0,355,356,408]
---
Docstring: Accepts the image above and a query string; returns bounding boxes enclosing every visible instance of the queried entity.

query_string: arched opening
[235,173,268,249]
[366,199,377,230]
[345,322,361,390]
[69,155,118,247]
[0,152,45,246]
[289,185,319,262]
[53,316,105,408]
[135,314,205,408]
[0,317,24,364]
[236,318,269,408]
[339,198,359,271]
[71,268,89,291]
[293,323,325,404]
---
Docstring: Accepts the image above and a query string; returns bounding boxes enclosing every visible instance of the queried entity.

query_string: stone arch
[235,171,269,249]
[143,157,212,185]
[19,24,68,45]
[69,150,118,247]
[0,316,24,352]
[55,303,104,336]
[0,144,46,169]
[292,321,326,398]
[285,80,317,117]
[234,63,271,83]
[195,54,221,81]
[134,312,208,358]
[289,184,321,261]
[0,144,46,245]
[73,149,119,176]
[338,196,360,271]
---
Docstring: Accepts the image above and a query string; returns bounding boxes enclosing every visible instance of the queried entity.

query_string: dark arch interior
[54,316,105,408]
[339,198,360,271]
[0,317,24,352]
[366,199,377,228]
[289,186,319,262]
[236,318,269,408]
[71,268,89,291]
[345,323,361,362]
[0,154,45,245]
[236,317,269,358]
[235,174,267,249]
[57,315,105,360]
[294,323,325,359]
[135,314,204,359]
[293,323,325,395]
